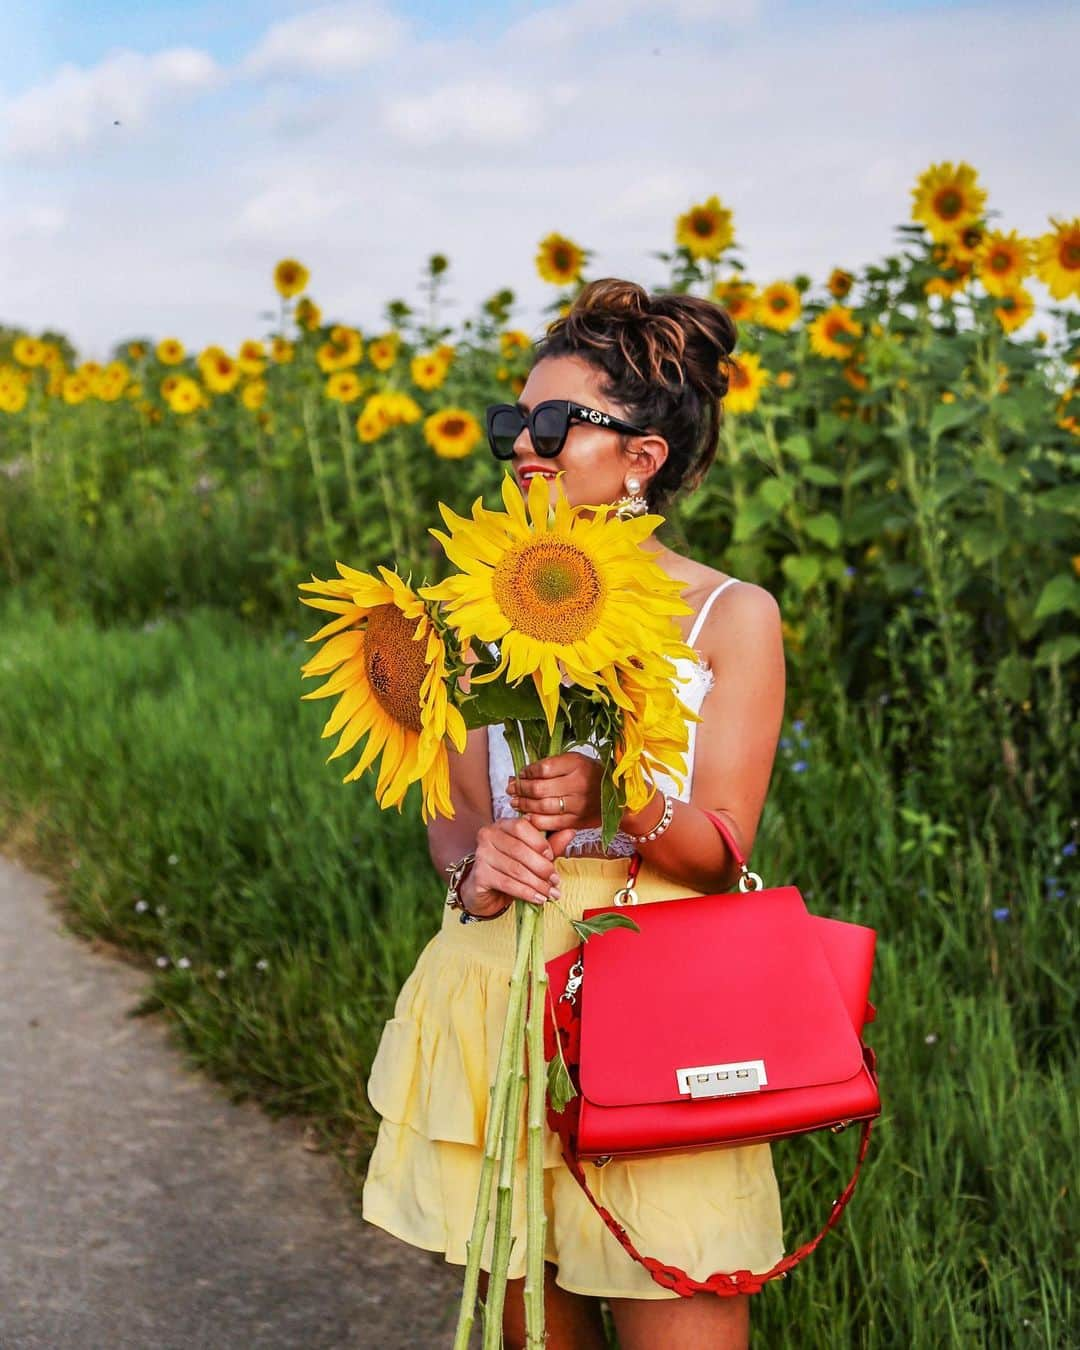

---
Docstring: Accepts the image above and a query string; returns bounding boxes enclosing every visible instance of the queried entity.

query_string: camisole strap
[687,577,740,646]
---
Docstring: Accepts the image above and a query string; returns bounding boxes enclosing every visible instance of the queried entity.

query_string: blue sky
[2,0,1076,357]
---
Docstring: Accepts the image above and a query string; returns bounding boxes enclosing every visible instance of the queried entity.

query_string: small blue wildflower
[792,760,807,773]
[844,565,856,577]
[1044,876,1058,889]
[1062,842,1076,857]
[1055,887,1066,899]
[792,719,805,733]
[992,907,1010,921]
[779,736,793,750]
[913,585,925,597]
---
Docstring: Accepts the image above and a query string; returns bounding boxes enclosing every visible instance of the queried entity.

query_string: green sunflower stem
[369,431,406,559]
[524,890,549,1348]
[301,392,336,544]
[483,901,535,1348]
[452,900,534,1350]
[334,402,362,535]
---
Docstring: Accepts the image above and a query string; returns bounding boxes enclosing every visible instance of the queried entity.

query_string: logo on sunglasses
[580,407,610,425]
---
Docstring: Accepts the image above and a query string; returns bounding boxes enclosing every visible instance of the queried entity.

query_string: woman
[362,279,787,1350]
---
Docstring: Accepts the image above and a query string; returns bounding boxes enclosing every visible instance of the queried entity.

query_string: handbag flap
[577,887,868,1109]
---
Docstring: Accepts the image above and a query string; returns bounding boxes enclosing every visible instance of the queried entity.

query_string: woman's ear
[629,433,668,488]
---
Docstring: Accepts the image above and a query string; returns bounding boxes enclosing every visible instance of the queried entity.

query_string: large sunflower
[299,565,466,820]
[808,305,864,361]
[424,408,482,459]
[975,229,1032,297]
[675,194,734,262]
[535,233,585,286]
[910,161,987,244]
[755,281,801,332]
[274,258,310,298]
[724,352,769,415]
[420,472,696,735]
[607,657,698,812]
[1032,216,1080,300]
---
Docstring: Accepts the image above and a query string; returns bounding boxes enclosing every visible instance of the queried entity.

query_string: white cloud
[500,0,762,46]
[1,48,219,160]
[1,205,68,240]
[243,2,407,78]
[381,80,579,146]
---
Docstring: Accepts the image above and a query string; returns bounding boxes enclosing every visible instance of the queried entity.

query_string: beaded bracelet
[623,790,675,844]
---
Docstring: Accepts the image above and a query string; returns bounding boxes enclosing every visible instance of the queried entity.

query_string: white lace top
[486,577,740,858]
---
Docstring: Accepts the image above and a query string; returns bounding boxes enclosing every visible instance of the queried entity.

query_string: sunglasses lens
[532,404,567,457]
[488,407,521,459]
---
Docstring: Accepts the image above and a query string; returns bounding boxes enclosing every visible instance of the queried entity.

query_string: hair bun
[574,278,653,322]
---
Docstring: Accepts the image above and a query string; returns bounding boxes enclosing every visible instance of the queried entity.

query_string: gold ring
[559,796,565,813]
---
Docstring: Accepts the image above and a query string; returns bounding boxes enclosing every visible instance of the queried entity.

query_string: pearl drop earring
[613,476,649,520]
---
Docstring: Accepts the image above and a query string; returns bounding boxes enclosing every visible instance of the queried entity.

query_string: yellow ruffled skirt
[361,855,785,1300]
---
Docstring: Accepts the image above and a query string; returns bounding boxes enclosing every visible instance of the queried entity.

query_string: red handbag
[543,809,880,1297]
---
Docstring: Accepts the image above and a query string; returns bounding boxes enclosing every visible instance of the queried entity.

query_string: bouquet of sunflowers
[299,472,699,1349]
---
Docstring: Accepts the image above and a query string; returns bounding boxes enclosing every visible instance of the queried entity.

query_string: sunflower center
[1062,241,1080,269]
[990,251,1010,273]
[693,214,713,237]
[935,188,963,220]
[364,604,427,732]
[441,417,466,436]
[553,246,572,270]
[492,540,605,643]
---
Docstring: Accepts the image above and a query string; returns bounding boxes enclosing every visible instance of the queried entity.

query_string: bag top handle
[624,807,763,896]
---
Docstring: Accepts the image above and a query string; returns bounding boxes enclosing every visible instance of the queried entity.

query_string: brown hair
[531,278,738,512]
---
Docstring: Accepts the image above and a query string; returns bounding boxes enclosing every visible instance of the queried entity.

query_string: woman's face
[507,354,668,511]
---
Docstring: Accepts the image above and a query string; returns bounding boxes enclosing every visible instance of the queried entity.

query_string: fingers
[474,820,562,907]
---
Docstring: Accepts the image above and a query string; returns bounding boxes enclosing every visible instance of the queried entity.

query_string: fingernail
[550,881,561,899]
[533,891,546,905]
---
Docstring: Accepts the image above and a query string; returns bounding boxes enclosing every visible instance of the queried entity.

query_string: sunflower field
[0,162,1078,1346]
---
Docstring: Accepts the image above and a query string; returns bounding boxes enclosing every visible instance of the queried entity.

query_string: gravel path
[0,854,466,1349]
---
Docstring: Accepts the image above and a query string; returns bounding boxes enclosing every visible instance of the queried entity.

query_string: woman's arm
[619,582,787,895]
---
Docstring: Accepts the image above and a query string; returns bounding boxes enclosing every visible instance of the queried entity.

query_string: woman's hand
[505,751,604,835]
[459,816,576,918]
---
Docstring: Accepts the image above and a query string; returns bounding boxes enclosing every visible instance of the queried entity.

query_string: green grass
[0,591,1076,1347]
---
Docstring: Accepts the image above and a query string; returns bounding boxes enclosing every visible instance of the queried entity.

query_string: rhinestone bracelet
[623,791,675,844]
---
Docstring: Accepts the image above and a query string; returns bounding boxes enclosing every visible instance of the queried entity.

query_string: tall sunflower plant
[298,470,700,1350]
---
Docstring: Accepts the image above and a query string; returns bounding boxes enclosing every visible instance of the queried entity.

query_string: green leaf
[781,554,822,591]
[959,521,1009,566]
[459,677,546,728]
[570,913,641,941]
[802,512,841,549]
[1034,634,1080,668]
[1033,574,1080,621]
[993,653,1031,703]
[800,463,842,487]
[929,400,979,439]
[1035,484,1080,517]
[732,497,776,543]
[546,1052,577,1112]
[759,477,796,512]
[782,433,812,462]
[599,762,623,850]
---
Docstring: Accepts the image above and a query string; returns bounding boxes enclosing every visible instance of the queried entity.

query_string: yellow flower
[295,297,322,331]
[91,361,130,401]
[167,376,202,415]
[925,243,974,299]
[318,327,363,373]
[948,221,988,264]
[156,338,185,365]
[993,285,1034,335]
[827,269,854,300]
[13,336,46,367]
[326,371,362,403]
[410,351,449,391]
[610,660,696,811]
[776,370,795,390]
[1032,216,1080,300]
[237,339,267,376]
[940,390,956,404]
[675,194,734,262]
[77,361,102,380]
[200,347,241,394]
[756,282,801,332]
[536,232,585,286]
[808,305,864,361]
[724,352,769,415]
[0,377,28,414]
[41,343,63,370]
[841,362,869,392]
[298,566,466,821]
[421,471,697,736]
[274,258,309,299]
[711,276,758,323]
[975,229,1032,297]
[161,374,182,399]
[61,373,91,405]
[241,379,267,411]
[499,330,532,359]
[355,390,420,440]
[910,161,987,243]
[423,407,482,459]
[271,336,295,363]
[356,404,387,442]
[368,334,399,371]
[127,341,148,361]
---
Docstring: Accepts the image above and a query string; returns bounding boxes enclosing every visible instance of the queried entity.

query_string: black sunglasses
[485,399,650,461]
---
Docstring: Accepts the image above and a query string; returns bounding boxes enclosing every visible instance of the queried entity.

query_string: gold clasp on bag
[676,1060,767,1099]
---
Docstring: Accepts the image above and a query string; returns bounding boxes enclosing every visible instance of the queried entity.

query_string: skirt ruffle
[361,855,785,1300]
